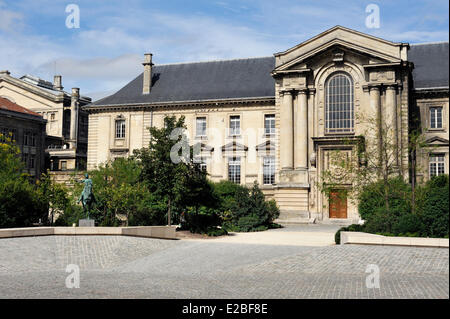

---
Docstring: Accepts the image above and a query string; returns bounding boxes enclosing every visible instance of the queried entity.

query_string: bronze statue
[77,173,95,219]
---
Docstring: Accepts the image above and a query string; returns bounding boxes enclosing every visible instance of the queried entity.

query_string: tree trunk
[411,150,416,214]
[168,198,172,226]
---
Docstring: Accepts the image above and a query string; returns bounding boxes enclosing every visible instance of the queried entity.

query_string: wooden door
[329,190,347,218]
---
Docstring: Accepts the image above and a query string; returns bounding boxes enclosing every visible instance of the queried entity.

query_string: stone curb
[0,226,177,240]
[340,231,449,248]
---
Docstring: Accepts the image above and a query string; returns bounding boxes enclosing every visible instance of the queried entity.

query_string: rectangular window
[229,116,240,136]
[429,154,445,178]
[264,114,275,135]
[196,117,207,137]
[228,157,241,184]
[30,133,36,147]
[60,161,67,171]
[29,155,35,169]
[22,153,28,168]
[23,131,31,146]
[115,119,126,139]
[263,156,275,185]
[430,107,443,129]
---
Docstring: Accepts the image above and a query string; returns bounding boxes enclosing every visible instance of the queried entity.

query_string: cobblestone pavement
[0,232,448,299]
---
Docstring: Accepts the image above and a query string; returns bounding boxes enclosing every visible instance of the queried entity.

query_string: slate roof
[409,42,449,89]
[91,57,275,106]
[90,43,449,107]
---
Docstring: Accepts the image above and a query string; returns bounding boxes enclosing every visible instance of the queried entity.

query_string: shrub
[335,224,363,244]
[236,214,262,232]
[392,213,422,236]
[54,204,85,226]
[222,181,280,232]
[0,179,47,228]
[358,177,411,221]
[416,175,449,238]
[206,227,227,237]
[181,206,223,234]
[212,181,248,212]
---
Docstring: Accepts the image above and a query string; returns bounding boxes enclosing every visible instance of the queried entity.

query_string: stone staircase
[275,210,314,225]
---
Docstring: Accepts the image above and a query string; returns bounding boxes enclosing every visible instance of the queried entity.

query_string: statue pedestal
[79,219,95,227]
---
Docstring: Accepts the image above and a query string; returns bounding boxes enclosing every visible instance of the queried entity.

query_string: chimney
[53,75,63,90]
[142,53,154,95]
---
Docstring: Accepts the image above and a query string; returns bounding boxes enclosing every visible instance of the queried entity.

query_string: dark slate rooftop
[91,57,275,106]
[409,42,449,89]
[91,43,448,106]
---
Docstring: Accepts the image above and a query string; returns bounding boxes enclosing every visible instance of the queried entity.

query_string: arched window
[325,73,354,133]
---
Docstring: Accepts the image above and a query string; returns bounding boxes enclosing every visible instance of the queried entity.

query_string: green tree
[318,113,416,212]
[0,132,47,228]
[134,115,212,225]
[0,132,25,183]
[37,171,71,225]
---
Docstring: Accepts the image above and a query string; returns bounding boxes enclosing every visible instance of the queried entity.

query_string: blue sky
[1,0,448,100]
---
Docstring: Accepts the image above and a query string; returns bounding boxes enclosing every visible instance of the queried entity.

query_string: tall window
[23,131,31,146]
[22,153,28,168]
[430,107,443,129]
[115,119,126,139]
[263,156,275,185]
[196,117,207,137]
[230,116,240,136]
[264,114,275,135]
[30,133,36,147]
[228,157,241,184]
[325,73,354,133]
[29,155,35,169]
[429,154,445,177]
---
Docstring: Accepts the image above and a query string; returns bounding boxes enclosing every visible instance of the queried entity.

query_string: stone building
[0,96,47,179]
[0,71,91,171]
[85,26,449,223]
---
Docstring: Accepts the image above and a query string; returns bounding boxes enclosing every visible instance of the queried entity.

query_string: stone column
[295,89,308,169]
[280,90,294,170]
[385,85,398,165]
[70,88,80,148]
[369,85,381,166]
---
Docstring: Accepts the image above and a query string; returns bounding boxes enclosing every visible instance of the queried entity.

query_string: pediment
[274,26,408,73]
[192,142,214,153]
[256,140,276,152]
[425,136,449,146]
[221,141,248,152]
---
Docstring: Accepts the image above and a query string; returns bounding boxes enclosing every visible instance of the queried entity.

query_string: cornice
[83,97,275,113]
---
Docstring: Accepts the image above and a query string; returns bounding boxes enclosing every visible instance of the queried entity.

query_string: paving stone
[0,233,447,298]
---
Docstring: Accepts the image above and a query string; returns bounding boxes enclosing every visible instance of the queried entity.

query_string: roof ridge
[411,41,449,46]
[155,55,274,67]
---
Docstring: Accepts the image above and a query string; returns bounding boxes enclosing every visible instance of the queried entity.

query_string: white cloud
[0,3,24,32]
